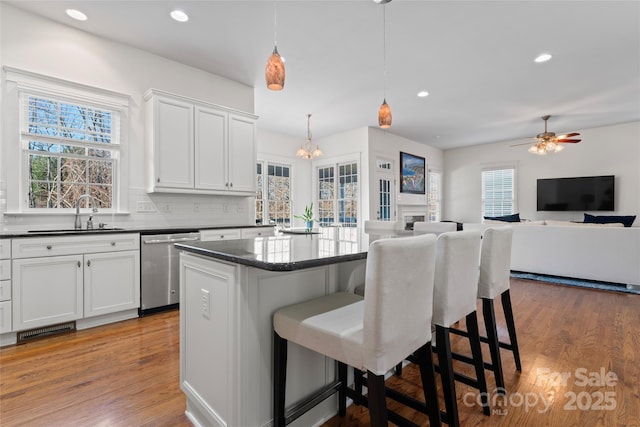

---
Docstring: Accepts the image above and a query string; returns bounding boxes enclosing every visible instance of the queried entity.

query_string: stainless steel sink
[28,227,125,234]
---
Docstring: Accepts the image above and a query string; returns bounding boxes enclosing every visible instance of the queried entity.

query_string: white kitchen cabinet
[145,89,257,195]
[199,228,242,241]
[84,250,140,318]
[0,240,11,334]
[11,234,141,332]
[240,227,275,239]
[147,95,194,190]
[13,254,84,331]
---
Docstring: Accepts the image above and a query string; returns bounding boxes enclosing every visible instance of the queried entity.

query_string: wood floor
[1,278,638,427]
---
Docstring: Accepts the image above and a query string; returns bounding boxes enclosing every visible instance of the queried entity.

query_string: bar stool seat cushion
[274,292,364,369]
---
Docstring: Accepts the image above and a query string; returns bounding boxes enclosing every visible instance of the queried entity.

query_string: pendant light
[265,2,285,91]
[378,3,392,128]
[296,114,323,160]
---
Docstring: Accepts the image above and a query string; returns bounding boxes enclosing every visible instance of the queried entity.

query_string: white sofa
[465,222,640,287]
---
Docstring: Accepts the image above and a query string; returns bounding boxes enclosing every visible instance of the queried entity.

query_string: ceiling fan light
[546,141,557,151]
[265,46,285,91]
[554,144,564,152]
[378,99,392,128]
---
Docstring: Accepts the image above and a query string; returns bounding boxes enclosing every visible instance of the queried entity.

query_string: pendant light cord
[273,2,278,48]
[383,4,387,99]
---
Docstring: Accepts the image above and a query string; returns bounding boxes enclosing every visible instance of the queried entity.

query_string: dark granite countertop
[176,228,371,271]
[0,224,273,239]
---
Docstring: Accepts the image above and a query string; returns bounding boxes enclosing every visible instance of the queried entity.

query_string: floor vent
[17,321,76,344]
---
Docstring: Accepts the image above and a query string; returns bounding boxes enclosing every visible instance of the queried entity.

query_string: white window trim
[481,162,518,217]
[312,153,361,226]
[428,168,442,222]
[3,67,131,214]
[256,156,294,225]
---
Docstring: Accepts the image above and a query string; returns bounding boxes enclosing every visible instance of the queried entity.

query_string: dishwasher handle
[143,236,200,244]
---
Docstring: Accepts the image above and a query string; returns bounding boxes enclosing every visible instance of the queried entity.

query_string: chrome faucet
[74,194,98,229]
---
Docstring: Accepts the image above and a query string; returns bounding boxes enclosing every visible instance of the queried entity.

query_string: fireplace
[398,206,427,230]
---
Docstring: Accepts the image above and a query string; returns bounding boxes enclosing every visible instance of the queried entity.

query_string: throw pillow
[483,213,521,223]
[583,213,636,228]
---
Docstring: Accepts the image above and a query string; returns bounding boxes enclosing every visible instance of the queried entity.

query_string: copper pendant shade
[378,98,392,128]
[265,45,285,91]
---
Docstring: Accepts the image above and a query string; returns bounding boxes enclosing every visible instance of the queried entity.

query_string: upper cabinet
[144,89,258,196]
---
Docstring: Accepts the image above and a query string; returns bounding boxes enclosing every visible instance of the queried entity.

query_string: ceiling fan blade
[510,141,536,147]
[557,132,580,139]
[557,139,581,143]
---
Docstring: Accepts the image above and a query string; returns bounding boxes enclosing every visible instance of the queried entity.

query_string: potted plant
[294,203,315,231]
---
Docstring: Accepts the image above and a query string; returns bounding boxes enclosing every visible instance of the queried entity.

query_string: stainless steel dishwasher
[140,231,200,315]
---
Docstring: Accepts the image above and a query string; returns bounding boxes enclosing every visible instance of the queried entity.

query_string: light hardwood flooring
[1,279,638,427]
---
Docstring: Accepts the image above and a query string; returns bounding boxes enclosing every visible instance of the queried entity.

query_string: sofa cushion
[584,213,636,228]
[483,213,521,223]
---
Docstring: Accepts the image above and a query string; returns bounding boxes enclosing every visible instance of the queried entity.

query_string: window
[255,161,292,225]
[482,167,516,217]
[22,94,119,209]
[317,161,358,226]
[427,170,442,222]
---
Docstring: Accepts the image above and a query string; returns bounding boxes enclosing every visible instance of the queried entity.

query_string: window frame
[4,67,130,214]
[427,169,442,222]
[481,164,517,218]
[312,154,361,227]
[255,159,293,226]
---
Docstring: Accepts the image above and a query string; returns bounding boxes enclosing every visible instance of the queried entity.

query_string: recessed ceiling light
[417,91,429,98]
[534,53,552,63]
[66,9,87,21]
[170,9,189,22]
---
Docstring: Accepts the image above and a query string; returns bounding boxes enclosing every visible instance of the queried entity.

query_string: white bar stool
[431,230,489,426]
[272,234,441,427]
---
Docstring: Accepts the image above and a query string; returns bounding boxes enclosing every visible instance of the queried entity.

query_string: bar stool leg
[482,298,505,392]
[435,325,460,427]
[338,362,347,416]
[367,371,389,427]
[273,331,287,427]
[501,290,522,371]
[466,312,491,416]
[415,342,442,427]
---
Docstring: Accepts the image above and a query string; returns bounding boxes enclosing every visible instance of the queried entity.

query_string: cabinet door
[195,105,227,191]
[199,229,242,241]
[0,301,11,333]
[228,113,257,194]
[153,96,194,189]
[13,255,83,331]
[84,250,140,317]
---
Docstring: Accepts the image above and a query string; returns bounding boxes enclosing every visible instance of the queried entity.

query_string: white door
[84,250,140,317]
[228,113,257,193]
[12,255,83,330]
[154,96,194,189]
[374,158,396,221]
[195,105,227,191]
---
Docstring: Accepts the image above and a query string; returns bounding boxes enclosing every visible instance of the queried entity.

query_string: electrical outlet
[201,289,210,319]
[136,201,157,213]
[193,203,200,213]
[236,205,245,213]
[223,204,229,213]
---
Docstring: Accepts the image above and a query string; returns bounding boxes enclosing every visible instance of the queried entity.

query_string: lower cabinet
[11,234,140,332]
[12,255,84,331]
[84,250,140,318]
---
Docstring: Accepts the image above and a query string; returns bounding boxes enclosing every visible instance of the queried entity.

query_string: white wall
[444,121,640,224]
[368,128,444,221]
[0,4,255,230]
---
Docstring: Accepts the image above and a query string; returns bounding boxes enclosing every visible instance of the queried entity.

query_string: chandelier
[296,114,323,160]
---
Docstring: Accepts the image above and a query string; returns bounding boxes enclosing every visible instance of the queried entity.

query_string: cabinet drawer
[0,280,11,302]
[0,301,11,333]
[240,227,275,239]
[0,239,10,259]
[0,260,10,280]
[199,229,242,241]
[12,233,140,259]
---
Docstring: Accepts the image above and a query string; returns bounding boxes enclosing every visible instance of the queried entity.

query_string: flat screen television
[537,175,615,211]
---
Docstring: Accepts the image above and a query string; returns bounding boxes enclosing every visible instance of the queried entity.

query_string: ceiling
[7,0,640,150]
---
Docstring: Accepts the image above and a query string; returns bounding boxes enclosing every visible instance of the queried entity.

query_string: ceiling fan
[515,115,581,155]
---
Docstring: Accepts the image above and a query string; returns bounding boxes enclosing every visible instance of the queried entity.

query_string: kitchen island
[176,228,372,427]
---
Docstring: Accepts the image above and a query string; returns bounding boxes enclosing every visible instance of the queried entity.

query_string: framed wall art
[400,152,426,194]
